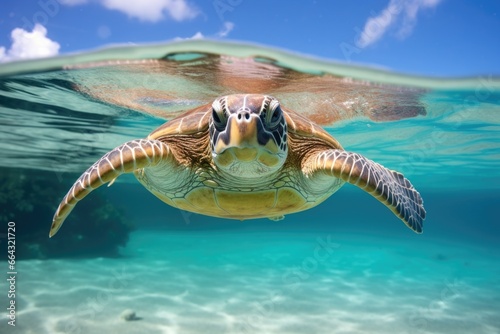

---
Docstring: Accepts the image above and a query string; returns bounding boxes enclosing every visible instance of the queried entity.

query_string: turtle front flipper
[305,150,426,233]
[50,139,172,237]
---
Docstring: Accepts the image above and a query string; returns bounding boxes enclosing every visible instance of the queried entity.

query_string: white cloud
[59,0,199,22]
[173,31,204,41]
[356,0,442,48]
[174,22,234,41]
[0,24,60,62]
[216,22,234,38]
[190,32,204,39]
[99,0,198,22]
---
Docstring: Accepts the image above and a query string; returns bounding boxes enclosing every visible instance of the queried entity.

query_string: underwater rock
[120,309,139,321]
[0,167,134,259]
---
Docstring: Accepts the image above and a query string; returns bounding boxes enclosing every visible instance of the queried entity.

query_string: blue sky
[0,0,499,76]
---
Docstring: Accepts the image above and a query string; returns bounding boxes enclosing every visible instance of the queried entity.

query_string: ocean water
[0,40,499,334]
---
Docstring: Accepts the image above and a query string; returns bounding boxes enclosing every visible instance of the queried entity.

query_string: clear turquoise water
[0,40,499,333]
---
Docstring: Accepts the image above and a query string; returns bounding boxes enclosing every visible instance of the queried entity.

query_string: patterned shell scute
[283,107,343,150]
[148,103,212,139]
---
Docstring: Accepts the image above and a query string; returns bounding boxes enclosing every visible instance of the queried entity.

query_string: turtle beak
[228,110,260,147]
[215,111,280,154]
[214,110,259,153]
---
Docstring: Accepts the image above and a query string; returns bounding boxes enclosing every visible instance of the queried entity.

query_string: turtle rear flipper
[305,149,426,233]
[49,139,172,237]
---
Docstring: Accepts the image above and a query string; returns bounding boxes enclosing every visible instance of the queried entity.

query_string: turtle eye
[212,108,227,131]
[268,105,282,128]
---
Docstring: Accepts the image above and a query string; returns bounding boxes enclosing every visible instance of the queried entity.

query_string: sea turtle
[49,94,425,237]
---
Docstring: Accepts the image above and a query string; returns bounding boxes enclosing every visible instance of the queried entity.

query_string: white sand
[1,230,499,334]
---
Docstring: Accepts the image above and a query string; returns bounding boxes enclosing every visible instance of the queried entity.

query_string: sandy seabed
[1,230,499,334]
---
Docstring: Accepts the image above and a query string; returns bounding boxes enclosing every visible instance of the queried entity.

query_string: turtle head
[209,94,288,178]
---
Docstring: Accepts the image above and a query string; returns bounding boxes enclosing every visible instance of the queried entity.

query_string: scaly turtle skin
[50,94,426,237]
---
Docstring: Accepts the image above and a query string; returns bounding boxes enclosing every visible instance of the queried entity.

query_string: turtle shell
[134,99,345,220]
[282,106,343,150]
[147,103,212,140]
[147,101,343,150]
